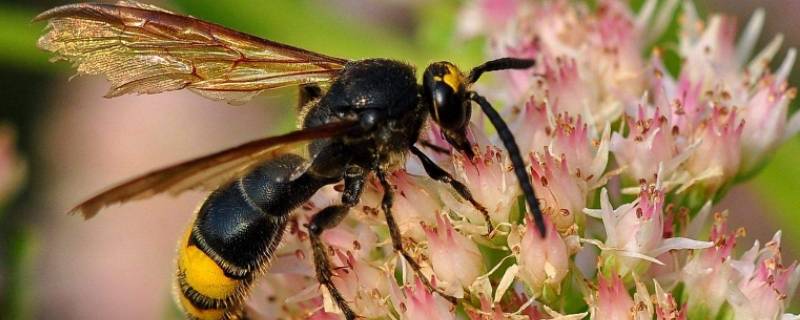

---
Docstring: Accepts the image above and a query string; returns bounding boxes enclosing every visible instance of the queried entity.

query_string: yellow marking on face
[177,229,239,300]
[178,293,225,320]
[442,64,462,93]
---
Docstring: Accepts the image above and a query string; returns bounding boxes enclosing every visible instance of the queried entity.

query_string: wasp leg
[410,146,493,234]
[376,170,459,304]
[307,165,365,320]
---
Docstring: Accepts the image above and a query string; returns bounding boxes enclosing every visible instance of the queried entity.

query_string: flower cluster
[247,1,800,319]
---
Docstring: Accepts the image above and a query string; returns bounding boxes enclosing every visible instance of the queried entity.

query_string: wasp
[35,1,545,319]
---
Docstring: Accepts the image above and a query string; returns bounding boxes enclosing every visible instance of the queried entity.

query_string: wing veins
[36,1,349,104]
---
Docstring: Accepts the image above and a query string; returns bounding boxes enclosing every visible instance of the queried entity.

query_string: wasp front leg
[410,146,493,234]
[375,170,459,304]
[307,165,365,320]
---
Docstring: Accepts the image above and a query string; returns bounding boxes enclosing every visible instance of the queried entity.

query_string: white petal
[736,8,765,66]
[590,123,611,181]
[636,0,657,30]
[650,237,713,257]
[583,188,610,219]
[617,250,665,265]
[494,264,519,303]
[747,34,784,82]
[680,1,701,42]
[649,0,680,44]
[776,48,796,83]
[769,230,783,247]
[543,304,589,320]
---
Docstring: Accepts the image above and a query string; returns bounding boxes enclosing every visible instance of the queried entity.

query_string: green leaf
[750,137,800,261]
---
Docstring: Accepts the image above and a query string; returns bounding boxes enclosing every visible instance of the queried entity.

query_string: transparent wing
[35,1,348,105]
[73,120,357,219]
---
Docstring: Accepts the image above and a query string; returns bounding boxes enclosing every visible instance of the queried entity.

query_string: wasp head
[423,61,474,158]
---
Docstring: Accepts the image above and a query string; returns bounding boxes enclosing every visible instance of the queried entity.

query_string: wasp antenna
[467,57,536,84]
[469,92,546,237]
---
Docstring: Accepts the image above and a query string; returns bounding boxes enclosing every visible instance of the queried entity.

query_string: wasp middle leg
[376,170,459,304]
[307,165,366,320]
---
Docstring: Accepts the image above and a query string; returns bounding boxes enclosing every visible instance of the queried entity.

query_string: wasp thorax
[423,61,470,131]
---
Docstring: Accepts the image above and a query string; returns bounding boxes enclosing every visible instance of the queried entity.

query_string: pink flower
[387,171,445,239]
[423,214,484,297]
[585,185,711,276]
[591,274,635,320]
[465,296,509,320]
[739,61,798,176]
[447,145,518,227]
[659,4,800,183]
[506,97,551,159]
[611,106,686,184]
[329,250,392,318]
[306,310,341,320]
[508,217,569,296]
[681,211,740,317]
[549,113,610,187]
[539,58,603,124]
[356,170,443,240]
[529,150,587,232]
[653,281,686,320]
[683,106,744,194]
[729,232,800,320]
[489,0,665,128]
[390,277,455,320]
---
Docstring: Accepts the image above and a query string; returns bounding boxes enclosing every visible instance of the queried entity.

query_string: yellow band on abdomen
[175,227,243,320]
[177,293,225,320]
[178,243,239,300]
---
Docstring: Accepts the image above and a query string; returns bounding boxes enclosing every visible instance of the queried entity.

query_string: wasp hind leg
[410,146,493,234]
[307,165,365,320]
[376,170,459,305]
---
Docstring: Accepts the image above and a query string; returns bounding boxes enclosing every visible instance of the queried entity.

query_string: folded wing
[73,120,357,218]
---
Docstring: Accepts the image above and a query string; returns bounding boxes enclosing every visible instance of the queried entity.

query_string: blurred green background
[0,1,797,319]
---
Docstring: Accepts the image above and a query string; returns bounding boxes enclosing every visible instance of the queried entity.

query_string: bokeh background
[0,1,797,319]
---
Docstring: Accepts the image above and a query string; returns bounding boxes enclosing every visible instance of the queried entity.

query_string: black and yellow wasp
[35,1,545,319]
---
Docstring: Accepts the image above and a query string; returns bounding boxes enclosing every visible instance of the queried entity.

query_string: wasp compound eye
[432,81,468,128]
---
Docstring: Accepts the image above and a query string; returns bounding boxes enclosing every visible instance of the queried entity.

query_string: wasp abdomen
[175,154,325,320]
